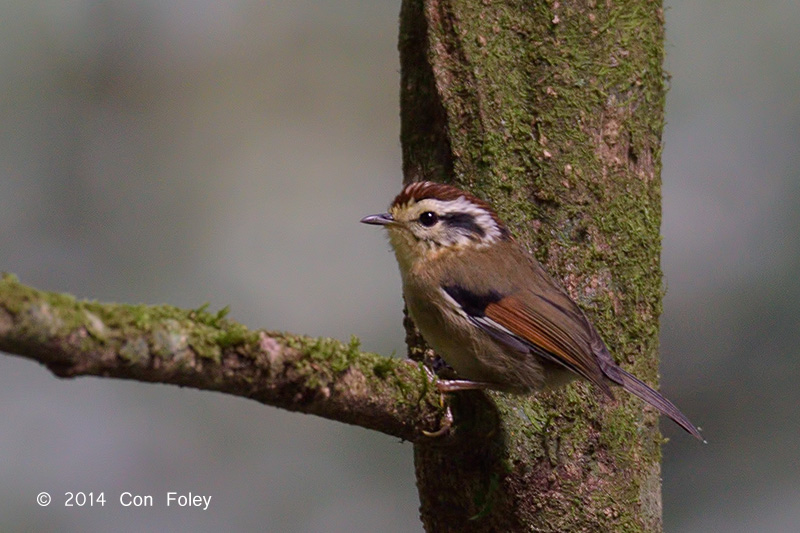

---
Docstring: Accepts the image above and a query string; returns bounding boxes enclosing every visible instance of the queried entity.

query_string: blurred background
[0,1,797,531]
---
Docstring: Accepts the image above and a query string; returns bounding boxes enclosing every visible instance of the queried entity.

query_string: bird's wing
[441,284,612,397]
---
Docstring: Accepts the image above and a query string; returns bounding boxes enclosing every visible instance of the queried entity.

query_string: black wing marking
[441,284,612,396]
[441,284,502,317]
[441,285,530,353]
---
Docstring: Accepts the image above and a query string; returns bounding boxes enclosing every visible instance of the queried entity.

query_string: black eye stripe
[441,212,485,238]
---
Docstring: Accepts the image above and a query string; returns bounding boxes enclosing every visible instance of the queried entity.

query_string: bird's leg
[416,363,454,438]
[436,379,494,393]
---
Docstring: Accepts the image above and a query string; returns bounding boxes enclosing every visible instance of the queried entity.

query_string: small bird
[362,181,703,440]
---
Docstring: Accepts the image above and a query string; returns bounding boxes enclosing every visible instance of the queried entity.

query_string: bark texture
[400,0,667,531]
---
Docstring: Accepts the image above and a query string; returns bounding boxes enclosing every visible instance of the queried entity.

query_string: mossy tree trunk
[400,0,667,531]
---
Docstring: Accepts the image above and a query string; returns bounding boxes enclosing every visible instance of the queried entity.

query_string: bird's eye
[419,211,439,227]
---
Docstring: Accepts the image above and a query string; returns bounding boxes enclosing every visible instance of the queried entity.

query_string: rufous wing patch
[484,295,611,396]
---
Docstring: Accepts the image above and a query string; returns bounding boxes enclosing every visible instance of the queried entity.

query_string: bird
[361,181,703,440]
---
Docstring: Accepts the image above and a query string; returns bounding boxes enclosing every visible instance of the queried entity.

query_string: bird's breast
[402,271,545,391]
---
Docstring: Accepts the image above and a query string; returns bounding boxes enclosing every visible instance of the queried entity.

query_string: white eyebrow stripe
[416,196,503,245]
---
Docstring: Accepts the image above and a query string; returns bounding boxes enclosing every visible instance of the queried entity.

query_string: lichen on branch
[0,273,449,443]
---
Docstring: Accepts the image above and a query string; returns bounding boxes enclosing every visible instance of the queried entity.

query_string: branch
[0,273,450,442]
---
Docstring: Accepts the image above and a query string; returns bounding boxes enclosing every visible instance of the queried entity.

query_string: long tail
[614,367,705,442]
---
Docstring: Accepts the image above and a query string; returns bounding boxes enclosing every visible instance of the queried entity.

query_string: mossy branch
[0,273,451,442]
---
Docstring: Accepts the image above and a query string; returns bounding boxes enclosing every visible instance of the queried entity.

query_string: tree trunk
[400,1,667,531]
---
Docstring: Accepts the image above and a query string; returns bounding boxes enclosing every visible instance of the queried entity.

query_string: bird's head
[361,181,510,270]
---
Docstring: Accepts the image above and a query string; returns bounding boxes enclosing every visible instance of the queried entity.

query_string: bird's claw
[422,402,453,438]
[418,363,454,438]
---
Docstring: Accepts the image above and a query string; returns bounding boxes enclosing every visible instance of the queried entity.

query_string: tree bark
[400,0,667,531]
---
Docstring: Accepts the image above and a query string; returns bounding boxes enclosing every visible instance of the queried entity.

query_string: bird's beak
[360,213,394,226]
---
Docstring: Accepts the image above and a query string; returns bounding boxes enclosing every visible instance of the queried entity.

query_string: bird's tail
[613,366,705,442]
